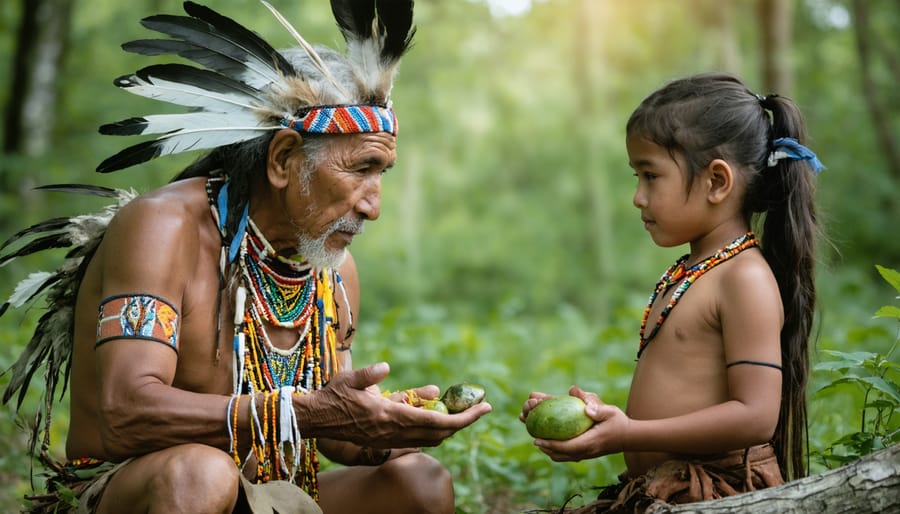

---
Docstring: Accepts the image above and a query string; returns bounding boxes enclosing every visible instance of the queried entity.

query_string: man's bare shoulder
[111,177,211,229]
[97,177,219,296]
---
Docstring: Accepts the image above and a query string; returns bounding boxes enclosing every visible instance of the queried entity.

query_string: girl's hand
[519,391,553,423]
[533,385,631,462]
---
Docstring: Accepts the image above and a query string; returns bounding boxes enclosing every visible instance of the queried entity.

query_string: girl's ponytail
[752,94,820,480]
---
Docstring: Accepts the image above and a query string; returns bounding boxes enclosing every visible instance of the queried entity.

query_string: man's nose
[356,178,381,221]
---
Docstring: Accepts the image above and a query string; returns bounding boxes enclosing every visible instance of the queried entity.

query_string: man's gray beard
[295,216,364,269]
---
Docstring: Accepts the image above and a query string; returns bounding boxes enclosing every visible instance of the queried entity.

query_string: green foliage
[1,0,899,511]
[811,265,900,469]
[352,302,632,512]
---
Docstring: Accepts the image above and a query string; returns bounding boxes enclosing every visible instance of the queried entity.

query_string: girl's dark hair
[627,72,819,480]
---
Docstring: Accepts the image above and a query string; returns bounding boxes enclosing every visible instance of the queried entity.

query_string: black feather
[100,117,151,136]
[180,2,296,76]
[331,0,376,39]
[122,38,186,56]
[34,183,122,198]
[375,0,416,62]
[0,235,73,266]
[96,139,164,173]
[133,63,262,97]
[0,302,8,318]
[0,217,71,252]
[123,39,264,81]
[5,321,51,407]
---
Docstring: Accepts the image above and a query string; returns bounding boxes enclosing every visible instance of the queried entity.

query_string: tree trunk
[646,444,900,513]
[757,0,793,95]
[850,0,900,180]
[3,0,74,157]
[713,1,741,73]
[574,0,614,321]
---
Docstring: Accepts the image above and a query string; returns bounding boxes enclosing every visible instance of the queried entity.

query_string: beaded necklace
[242,219,316,329]
[207,176,346,499]
[638,232,758,357]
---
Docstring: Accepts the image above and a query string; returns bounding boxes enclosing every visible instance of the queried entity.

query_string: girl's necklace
[638,232,758,357]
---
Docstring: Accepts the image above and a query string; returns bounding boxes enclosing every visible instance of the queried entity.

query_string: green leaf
[876,265,900,294]
[820,349,878,367]
[857,376,900,404]
[55,484,79,508]
[815,375,867,395]
[874,305,900,319]
[814,360,853,372]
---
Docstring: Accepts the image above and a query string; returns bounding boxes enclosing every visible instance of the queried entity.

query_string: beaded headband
[281,105,398,136]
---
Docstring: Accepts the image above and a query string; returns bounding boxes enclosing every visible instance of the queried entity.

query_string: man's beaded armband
[96,294,179,350]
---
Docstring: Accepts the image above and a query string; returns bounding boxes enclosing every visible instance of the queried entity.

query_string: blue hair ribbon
[768,137,825,175]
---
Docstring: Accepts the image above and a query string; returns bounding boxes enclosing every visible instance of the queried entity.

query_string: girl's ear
[267,129,304,189]
[704,158,734,205]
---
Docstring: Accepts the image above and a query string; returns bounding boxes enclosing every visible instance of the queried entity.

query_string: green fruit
[441,383,486,413]
[422,399,450,414]
[525,396,594,440]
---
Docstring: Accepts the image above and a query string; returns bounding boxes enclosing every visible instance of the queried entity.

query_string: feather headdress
[98,0,415,173]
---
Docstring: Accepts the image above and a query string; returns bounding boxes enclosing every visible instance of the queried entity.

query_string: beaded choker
[638,232,759,357]
[241,218,316,330]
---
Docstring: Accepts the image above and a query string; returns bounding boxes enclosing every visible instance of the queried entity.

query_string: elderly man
[0,2,490,513]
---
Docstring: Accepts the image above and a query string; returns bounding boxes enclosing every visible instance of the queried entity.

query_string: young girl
[521,73,822,511]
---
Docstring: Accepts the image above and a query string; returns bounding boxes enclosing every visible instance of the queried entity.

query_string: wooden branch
[645,444,900,513]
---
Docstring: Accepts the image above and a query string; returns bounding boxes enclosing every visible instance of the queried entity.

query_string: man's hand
[298,362,492,448]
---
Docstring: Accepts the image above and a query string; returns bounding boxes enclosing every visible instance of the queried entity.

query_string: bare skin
[520,136,782,477]
[66,129,491,513]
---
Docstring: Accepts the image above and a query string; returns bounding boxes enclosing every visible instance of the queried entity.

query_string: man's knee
[382,453,453,513]
[149,444,240,513]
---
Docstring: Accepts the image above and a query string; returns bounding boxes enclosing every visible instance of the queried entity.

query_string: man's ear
[267,129,304,189]
[705,158,734,205]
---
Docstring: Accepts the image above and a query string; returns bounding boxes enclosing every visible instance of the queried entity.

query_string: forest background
[0,0,897,512]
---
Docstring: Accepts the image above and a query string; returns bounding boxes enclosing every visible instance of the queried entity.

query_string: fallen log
[646,443,900,513]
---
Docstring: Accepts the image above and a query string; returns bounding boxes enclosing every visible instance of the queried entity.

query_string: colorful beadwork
[281,104,398,136]
[638,232,759,357]
[96,294,179,350]
[207,176,346,500]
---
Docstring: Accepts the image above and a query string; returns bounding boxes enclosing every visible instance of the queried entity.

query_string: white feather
[235,65,281,90]
[154,125,282,156]
[131,112,264,136]
[259,0,351,98]
[119,73,262,112]
[345,38,385,94]
[8,272,54,308]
